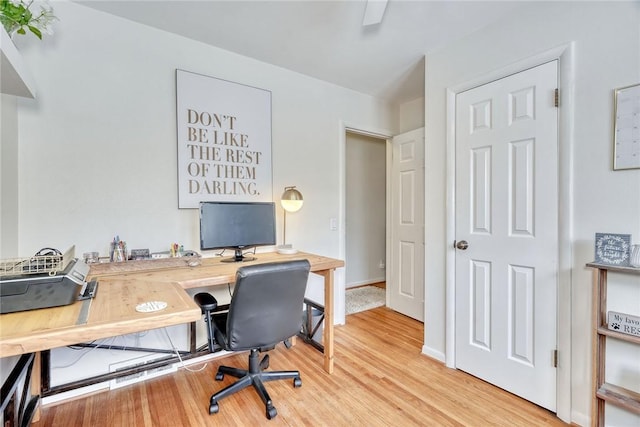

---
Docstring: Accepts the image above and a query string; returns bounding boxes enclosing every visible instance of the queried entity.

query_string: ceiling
[76,1,528,104]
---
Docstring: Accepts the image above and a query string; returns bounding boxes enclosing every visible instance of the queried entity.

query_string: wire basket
[0,246,75,278]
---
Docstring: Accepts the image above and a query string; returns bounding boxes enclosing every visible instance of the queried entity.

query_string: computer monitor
[199,201,276,262]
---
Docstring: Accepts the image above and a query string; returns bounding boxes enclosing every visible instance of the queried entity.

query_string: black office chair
[194,259,311,420]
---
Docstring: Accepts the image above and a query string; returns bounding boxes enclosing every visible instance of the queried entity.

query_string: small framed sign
[608,311,640,338]
[595,233,631,266]
[129,249,150,260]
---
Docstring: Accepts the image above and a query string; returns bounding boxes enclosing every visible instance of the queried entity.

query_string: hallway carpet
[345,285,385,315]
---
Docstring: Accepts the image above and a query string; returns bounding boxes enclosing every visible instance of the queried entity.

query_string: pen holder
[110,242,127,263]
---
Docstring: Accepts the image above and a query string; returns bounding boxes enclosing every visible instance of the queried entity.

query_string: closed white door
[388,128,424,321]
[455,61,558,411]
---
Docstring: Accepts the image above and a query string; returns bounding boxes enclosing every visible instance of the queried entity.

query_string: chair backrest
[225,260,311,351]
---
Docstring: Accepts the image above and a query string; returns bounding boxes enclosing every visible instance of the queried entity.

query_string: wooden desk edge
[88,251,344,279]
[0,308,201,357]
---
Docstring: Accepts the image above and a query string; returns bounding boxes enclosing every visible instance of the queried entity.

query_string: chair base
[208,348,302,420]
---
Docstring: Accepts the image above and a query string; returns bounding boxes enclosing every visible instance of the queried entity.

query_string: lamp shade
[281,186,303,213]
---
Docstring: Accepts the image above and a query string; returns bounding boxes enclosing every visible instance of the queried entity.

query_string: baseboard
[346,278,385,289]
[570,410,588,427]
[41,351,230,407]
[421,345,445,363]
[42,382,109,406]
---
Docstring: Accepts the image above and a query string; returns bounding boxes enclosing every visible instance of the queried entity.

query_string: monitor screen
[199,201,276,262]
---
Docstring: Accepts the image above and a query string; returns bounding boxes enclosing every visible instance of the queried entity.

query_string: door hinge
[553,349,558,368]
[554,88,559,108]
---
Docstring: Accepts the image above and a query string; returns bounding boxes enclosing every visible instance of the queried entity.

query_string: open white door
[388,128,424,321]
[454,61,558,411]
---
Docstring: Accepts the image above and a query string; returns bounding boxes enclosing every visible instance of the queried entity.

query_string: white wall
[345,132,386,288]
[398,96,424,134]
[1,94,19,258]
[10,0,396,307]
[12,1,397,257]
[423,2,640,426]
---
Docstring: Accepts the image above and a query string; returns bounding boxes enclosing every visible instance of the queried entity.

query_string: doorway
[341,126,425,323]
[345,131,387,296]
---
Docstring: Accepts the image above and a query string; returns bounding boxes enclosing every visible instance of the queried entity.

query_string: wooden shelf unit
[587,262,640,426]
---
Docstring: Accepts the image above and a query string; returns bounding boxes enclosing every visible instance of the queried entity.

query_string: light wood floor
[35,307,567,426]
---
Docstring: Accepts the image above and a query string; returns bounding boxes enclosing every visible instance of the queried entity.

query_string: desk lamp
[279,186,303,254]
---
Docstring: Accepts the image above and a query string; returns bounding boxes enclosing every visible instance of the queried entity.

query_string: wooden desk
[0,275,201,425]
[0,251,342,426]
[0,281,199,357]
[87,251,344,374]
[0,251,343,373]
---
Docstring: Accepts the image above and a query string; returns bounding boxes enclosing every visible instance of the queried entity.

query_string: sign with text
[594,233,631,266]
[176,70,272,208]
[608,311,640,338]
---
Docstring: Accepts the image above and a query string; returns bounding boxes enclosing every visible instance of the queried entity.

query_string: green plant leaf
[0,0,57,39]
[28,25,41,39]
[0,16,13,34]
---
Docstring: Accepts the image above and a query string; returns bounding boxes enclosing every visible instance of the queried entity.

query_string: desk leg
[31,352,41,423]
[320,269,334,374]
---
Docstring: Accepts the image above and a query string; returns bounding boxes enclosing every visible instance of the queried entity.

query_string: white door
[388,128,424,321]
[454,61,558,411]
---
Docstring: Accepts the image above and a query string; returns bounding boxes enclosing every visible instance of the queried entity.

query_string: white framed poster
[613,83,640,170]
[176,69,272,208]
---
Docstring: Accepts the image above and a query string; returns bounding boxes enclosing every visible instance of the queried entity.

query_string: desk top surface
[88,251,345,289]
[0,251,343,358]
[0,280,199,358]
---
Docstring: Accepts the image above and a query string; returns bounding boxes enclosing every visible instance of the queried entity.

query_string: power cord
[162,328,208,373]
[56,331,209,373]
[34,247,62,257]
[52,337,117,369]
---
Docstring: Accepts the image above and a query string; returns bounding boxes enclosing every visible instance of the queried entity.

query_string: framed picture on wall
[175,69,272,208]
[613,83,640,170]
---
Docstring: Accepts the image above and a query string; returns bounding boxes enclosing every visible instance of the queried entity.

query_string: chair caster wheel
[266,406,277,419]
[215,372,224,381]
[293,377,302,388]
[209,402,219,415]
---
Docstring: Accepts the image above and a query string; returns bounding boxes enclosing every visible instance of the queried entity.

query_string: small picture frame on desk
[129,248,150,260]
[594,233,631,266]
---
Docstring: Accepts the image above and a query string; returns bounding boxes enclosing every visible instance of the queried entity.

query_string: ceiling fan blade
[362,0,388,26]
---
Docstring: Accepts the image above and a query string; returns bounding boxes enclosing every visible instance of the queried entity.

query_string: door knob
[455,240,469,250]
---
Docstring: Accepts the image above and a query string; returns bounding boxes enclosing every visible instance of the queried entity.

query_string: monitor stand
[221,248,256,263]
